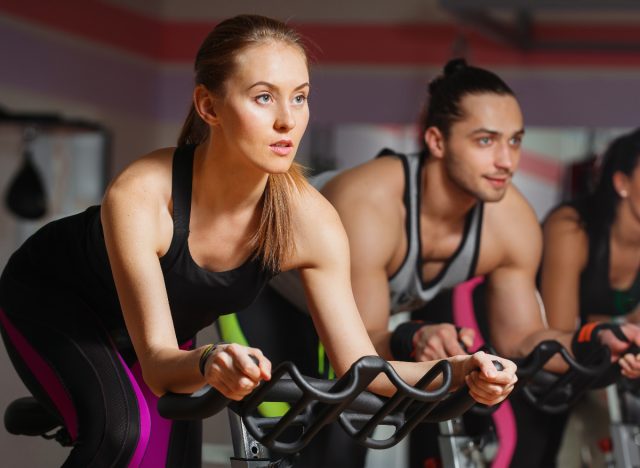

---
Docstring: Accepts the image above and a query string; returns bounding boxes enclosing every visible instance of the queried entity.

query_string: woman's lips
[270,140,293,156]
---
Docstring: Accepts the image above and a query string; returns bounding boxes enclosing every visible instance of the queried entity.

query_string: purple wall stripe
[0,308,79,441]
[149,67,640,128]
[2,19,639,127]
[0,21,160,120]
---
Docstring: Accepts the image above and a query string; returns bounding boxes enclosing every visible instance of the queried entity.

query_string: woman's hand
[203,343,272,400]
[456,351,518,406]
[597,323,640,379]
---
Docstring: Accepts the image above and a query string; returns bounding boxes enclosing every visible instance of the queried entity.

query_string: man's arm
[294,179,517,401]
[485,190,640,375]
[321,160,404,360]
[322,159,471,361]
[483,189,573,369]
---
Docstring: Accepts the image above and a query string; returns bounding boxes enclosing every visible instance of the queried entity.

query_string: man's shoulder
[323,157,406,212]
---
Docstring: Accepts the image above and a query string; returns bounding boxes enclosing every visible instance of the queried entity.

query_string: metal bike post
[438,417,485,468]
[607,383,640,468]
[228,410,272,468]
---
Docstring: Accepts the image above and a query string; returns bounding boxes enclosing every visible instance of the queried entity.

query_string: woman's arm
[539,206,588,332]
[101,155,268,398]
[289,188,516,403]
[540,206,640,378]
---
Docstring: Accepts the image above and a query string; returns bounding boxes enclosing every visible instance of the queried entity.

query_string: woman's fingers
[619,353,640,378]
[466,371,515,405]
[248,347,272,381]
[207,343,269,400]
[471,352,518,385]
[462,352,517,405]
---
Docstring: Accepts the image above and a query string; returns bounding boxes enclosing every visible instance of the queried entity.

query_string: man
[226,58,640,467]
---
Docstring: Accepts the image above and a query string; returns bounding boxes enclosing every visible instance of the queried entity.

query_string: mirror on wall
[0,109,110,269]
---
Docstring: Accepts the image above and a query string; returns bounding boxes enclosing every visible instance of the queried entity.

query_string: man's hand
[414,323,475,361]
[598,322,640,379]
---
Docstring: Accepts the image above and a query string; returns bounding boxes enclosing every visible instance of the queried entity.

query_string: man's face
[442,93,524,203]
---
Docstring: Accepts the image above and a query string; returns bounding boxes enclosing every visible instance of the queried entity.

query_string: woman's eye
[256,94,272,104]
[293,94,307,105]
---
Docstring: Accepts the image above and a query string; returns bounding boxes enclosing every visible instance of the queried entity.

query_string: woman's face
[213,40,310,174]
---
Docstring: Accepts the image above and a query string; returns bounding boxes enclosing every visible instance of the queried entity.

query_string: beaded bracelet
[198,342,226,376]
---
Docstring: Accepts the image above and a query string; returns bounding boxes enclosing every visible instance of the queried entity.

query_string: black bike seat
[4,397,62,436]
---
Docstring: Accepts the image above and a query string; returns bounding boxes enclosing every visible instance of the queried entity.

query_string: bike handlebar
[158,355,501,453]
[513,340,615,414]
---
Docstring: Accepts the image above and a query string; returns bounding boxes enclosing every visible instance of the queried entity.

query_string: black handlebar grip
[158,353,261,420]
[625,344,640,356]
[158,385,230,420]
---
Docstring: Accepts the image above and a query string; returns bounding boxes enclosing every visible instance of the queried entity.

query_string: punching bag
[5,148,47,219]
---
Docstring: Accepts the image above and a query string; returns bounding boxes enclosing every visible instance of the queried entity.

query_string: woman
[541,129,640,374]
[0,15,517,467]
[540,129,640,466]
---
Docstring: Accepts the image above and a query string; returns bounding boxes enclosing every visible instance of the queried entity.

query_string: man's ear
[424,126,446,159]
[193,84,219,126]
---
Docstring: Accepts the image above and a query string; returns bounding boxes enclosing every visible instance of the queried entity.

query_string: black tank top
[550,202,640,320]
[579,226,640,319]
[0,145,273,344]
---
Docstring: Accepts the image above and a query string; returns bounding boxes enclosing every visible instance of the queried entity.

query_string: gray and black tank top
[269,148,483,315]
[380,149,483,313]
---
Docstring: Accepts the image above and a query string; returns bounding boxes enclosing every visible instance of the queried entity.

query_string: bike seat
[4,397,62,436]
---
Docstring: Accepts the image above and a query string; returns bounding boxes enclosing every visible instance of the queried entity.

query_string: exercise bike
[505,341,640,468]
[435,340,612,468]
[157,354,502,467]
[4,353,499,467]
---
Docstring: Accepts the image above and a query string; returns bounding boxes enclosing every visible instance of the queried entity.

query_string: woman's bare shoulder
[105,147,175,202]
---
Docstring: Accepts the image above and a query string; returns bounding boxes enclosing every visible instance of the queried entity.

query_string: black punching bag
[5,148,47,219]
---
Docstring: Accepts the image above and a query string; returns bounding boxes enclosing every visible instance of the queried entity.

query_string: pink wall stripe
[0,0,164,59]
[0,308,79,441]
[451,277,517,468]
[2,0,640,67]
[520,150,564,185]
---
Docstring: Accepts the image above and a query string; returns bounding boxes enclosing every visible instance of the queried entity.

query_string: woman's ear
[424,127,445,159]
[193,85,219,126]
[613,170,630,198]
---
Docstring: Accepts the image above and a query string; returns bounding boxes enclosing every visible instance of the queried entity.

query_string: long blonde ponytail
[177,15,311,273]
